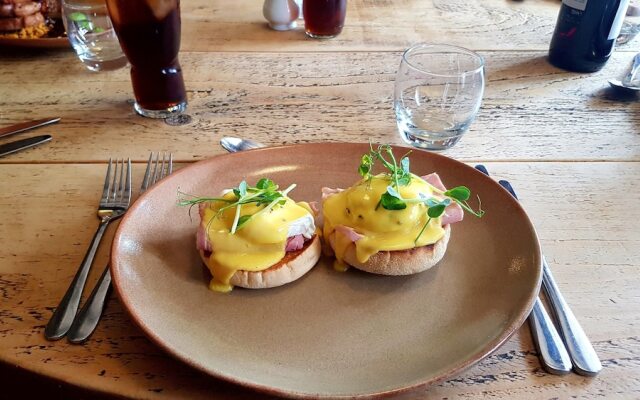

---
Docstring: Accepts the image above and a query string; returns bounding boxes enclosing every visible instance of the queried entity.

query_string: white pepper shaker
[263,0,300,31]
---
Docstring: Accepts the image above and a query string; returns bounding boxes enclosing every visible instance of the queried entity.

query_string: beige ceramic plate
[111,143,542,399]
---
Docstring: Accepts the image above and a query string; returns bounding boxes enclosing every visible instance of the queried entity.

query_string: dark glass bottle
[548,0,629,72]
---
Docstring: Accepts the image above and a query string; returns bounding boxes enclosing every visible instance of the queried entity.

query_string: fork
[67,152,173,343]
[474,165,572,375]
[498,179,602,376]
[45,158,132,340]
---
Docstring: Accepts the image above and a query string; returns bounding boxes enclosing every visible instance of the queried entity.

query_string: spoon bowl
[608,79,640,94]
[220,137,265,153]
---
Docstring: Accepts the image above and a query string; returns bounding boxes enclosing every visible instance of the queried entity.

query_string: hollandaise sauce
[323,174,445,269]
[200,192,313,292]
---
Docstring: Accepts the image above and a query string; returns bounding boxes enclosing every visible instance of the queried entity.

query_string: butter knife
[0,135,52,157]
[0,117,60,139]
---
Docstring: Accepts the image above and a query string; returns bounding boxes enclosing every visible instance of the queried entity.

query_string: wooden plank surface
[1,0,639,397]
[0,162,638,398]
[176,0,626,53]
[0,50,639,163]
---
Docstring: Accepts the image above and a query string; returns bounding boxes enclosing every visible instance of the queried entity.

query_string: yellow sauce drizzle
[200,193,313,292]
[322,174,445,266]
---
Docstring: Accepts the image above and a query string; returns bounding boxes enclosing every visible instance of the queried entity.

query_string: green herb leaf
[256,178,276,190]
[401,157,410,173]
[358,154,372,177]
[380,192,406,210]
[238,180,248,197]
[386,185,403,200]
[444,186,471,201]
[397,174,411,186]
[427,203,446,218]
[236,214,252,229]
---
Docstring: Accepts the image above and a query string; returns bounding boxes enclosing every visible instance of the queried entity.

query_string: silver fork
[45,158,132,340]
[67,152,173,343]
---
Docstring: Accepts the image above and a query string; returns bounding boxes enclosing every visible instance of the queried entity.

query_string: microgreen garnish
[358,144,484,244]
[178,178,294,234]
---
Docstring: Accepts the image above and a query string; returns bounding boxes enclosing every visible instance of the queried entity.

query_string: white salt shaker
[263,0,300,31]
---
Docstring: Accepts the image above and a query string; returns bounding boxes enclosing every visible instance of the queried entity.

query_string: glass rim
[401,43,485,78]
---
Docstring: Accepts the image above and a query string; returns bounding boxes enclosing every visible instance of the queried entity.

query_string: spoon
[220,137,265,153]
[608,52,640,94]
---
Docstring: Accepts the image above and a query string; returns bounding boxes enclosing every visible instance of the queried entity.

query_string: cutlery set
[0,117,58,157]
[44,152,173,343]
[475,165,601,376]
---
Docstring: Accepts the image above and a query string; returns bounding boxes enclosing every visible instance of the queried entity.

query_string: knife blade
[0,135,52,157]
[0,117,60,139]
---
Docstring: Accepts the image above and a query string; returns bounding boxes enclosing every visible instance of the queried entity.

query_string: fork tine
[116,158,125,203]
[141,153,153,192]
[152,152,160,184]
[140,152,153,193]
[101,158,113,202]
[110,158,120,201]
[160,152,166,180]
[123,158,132,204]
[168,153,173,175]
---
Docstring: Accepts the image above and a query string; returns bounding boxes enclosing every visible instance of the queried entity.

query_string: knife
[0,135,52,157]
[0,117,60,139]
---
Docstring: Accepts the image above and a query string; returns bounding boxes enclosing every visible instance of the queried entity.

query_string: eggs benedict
[322,145,484,275]
[181,178,321,292]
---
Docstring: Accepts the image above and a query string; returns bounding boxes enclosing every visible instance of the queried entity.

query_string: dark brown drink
[303,0,347,38]
[105,0,187,118]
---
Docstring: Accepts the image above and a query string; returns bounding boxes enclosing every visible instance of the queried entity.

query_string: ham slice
[334,225,364,242]
[285,235,305,252]
[442,203,464,225]
[322,187,343,200]
[308,201,319,214]
[196,223,212,253]
[422,173,446,191]
[198,202,207,219]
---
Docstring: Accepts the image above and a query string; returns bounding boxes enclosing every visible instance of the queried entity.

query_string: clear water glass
[394,44,485,150]
[62,0,127,72]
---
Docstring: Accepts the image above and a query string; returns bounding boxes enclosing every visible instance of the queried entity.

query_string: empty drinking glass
[394,43,485,150]
[62,0,127,72]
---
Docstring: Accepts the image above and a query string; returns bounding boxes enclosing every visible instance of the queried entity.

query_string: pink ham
[285,235,305,252]
[442,202,464,225]
[321,187,343,200]
[196,223,212,253]
[422,173,446,191]
[334,225,364,241]
[422,173,464,225]
[198,202,207,218]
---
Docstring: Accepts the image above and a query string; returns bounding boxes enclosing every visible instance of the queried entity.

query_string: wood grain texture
[0,50,639,163]
[177,0,633,52]
[0,162,638,399]
[1,0,639,397]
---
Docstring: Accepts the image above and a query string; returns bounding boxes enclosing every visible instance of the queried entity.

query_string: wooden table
[1,0,639,398]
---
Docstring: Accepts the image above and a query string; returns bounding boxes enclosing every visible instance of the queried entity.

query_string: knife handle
[529,298,572,374]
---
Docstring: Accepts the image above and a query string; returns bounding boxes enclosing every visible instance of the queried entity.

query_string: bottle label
[608,0,630,40]
[562,0,587,11]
